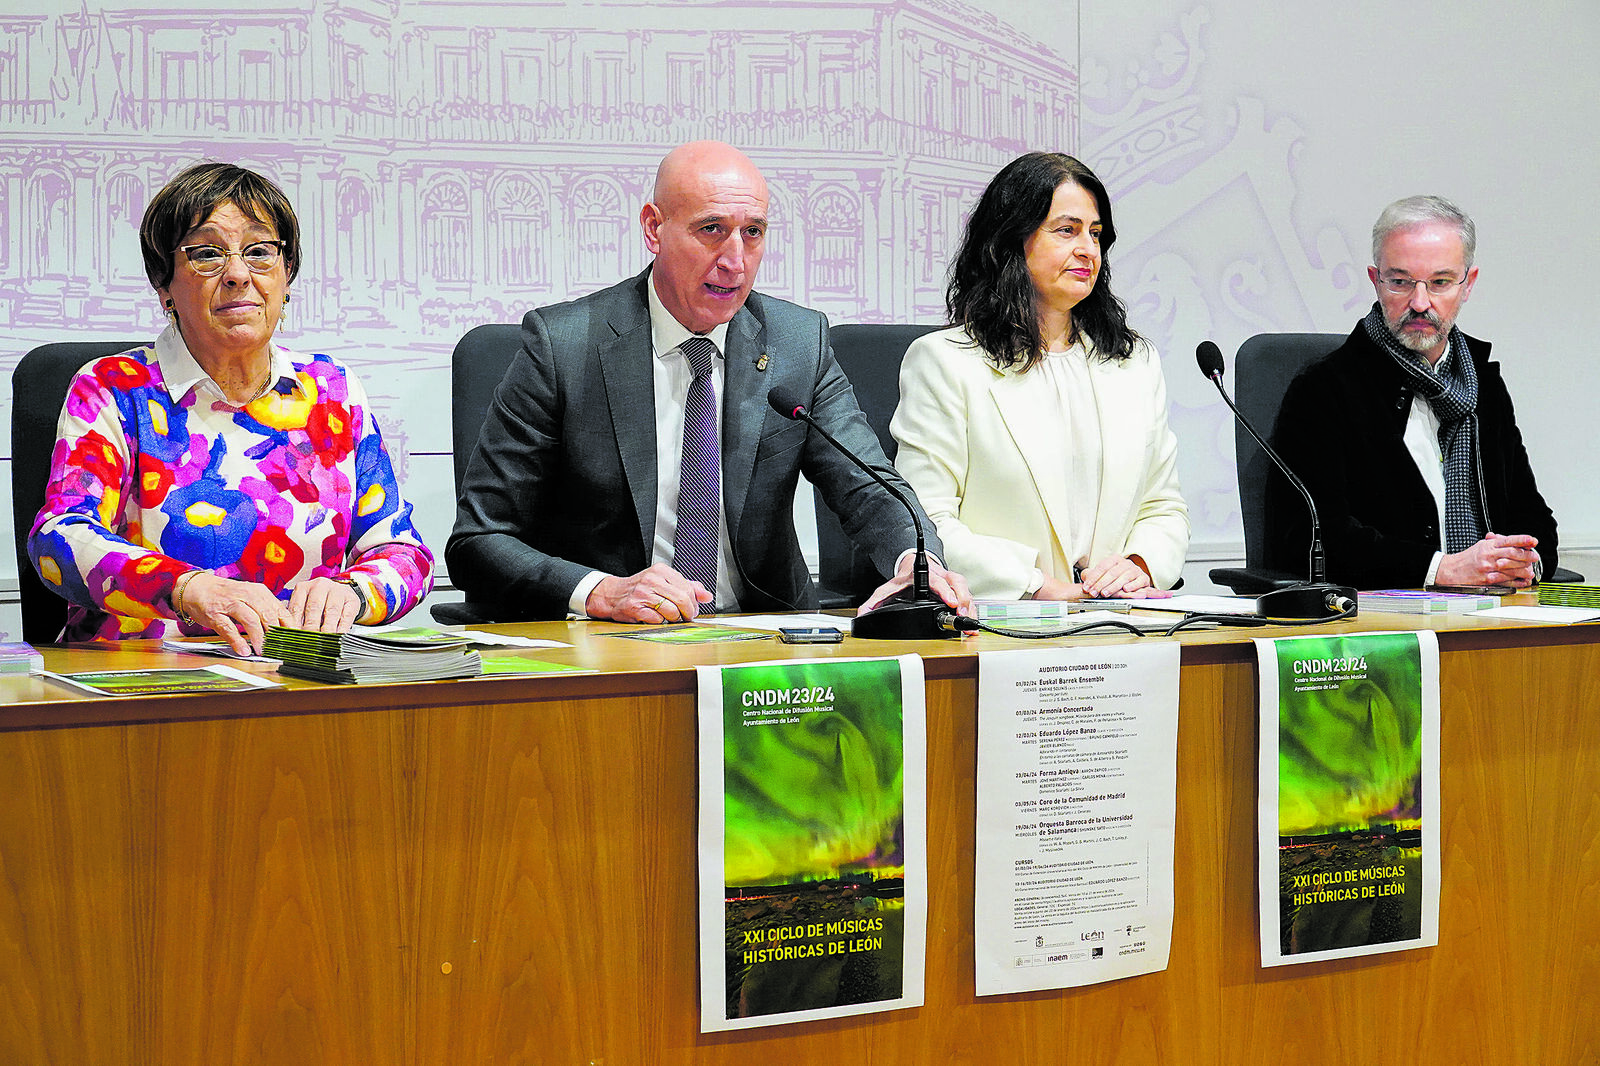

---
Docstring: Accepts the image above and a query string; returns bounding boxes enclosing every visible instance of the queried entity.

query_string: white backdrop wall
[2,0,1596,634]
[1087,3,1600,567]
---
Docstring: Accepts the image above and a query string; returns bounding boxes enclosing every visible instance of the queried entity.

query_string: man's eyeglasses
[1378,275,1466,297]
[179,240,286,276]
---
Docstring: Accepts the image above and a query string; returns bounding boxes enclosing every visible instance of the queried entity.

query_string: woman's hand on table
[1035,556,1172,600]
[175,573,294,656]
[287,576,366,633]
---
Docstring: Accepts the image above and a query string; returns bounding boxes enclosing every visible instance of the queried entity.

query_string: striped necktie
[671,336,719,600]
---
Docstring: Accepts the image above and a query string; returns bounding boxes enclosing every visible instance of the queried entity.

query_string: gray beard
[1387,312,1448,358]
[1394,329,1444,356]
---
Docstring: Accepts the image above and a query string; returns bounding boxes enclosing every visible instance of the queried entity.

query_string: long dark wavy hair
[947,152,1139,371]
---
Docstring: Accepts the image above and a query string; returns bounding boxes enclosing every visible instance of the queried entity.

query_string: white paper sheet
[973,643,1180,994]
[1477,605,1600,624]
[1130,594,1260,615]
[453,629,573,648]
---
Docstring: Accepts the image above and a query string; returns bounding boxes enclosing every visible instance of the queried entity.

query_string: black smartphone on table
[778,626,845,644]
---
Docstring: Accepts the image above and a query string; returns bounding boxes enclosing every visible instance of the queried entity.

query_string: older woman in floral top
[29,162,432,654]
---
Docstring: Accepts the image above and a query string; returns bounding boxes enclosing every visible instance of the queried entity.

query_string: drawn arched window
[808,187,860,296]
[421,180,470,283]
[336,178,376,285]
[105,172,146,284]
[29,171,73,279]
[493,175,548,288]
[570,179,625,288]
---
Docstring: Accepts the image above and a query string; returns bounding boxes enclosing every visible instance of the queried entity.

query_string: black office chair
[814,323,940,608]
[431,324,523,625]
[433,322,941,619]
[1208,333,1344,594]
[1209,332,1582,592]
[12,340,145,644]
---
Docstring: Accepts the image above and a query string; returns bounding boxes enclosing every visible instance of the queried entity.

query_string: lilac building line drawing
[1,0,1082,585]
[1,0,1364,590]
[2,1,1077,339]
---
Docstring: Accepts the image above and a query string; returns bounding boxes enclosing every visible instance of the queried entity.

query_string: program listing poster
[973,643,1179,995]
[695,655,927,1031]
[1255,631,1440,967]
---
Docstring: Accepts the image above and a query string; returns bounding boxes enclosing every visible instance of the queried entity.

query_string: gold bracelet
[171,570,201,624]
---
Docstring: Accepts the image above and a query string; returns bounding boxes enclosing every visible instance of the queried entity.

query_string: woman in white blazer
[890,153,1189,601]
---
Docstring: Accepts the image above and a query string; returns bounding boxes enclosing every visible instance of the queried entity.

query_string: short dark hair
[947,152,1139,371]
[139,162,301,290]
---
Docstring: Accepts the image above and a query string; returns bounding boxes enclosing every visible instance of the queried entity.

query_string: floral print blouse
[28,327,434,642]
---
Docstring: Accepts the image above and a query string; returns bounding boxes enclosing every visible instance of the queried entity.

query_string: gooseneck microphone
[766,387,956,639]
[1196,340,1357,619]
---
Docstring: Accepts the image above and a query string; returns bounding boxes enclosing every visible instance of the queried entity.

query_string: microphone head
[767,386,807,420]
[1196,340,1226,380]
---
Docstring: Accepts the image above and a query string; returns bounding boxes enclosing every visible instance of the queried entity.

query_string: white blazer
[890,326,1189,599]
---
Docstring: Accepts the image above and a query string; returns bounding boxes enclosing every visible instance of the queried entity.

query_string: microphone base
[851,599,958,640]
[1256,583,1359,619]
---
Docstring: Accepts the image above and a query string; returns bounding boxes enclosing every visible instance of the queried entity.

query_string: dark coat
[1266,324,1557,589]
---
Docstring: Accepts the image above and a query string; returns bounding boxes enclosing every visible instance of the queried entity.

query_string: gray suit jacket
[445,270,938,619]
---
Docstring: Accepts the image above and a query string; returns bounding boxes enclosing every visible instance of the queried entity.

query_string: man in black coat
[1268,195,1556,590]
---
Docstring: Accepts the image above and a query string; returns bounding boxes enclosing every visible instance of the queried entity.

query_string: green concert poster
[695,655,926,1031]
[1255,631,1440,966]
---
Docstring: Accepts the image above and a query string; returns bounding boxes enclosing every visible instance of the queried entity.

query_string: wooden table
[0,607,1595,1064]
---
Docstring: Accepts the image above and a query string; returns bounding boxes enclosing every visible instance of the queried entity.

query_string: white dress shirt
[1022,345,1102,593]
[1399,348,1452,584]
[567,278,738,614]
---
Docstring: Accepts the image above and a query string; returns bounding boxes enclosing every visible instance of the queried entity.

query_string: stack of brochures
[1357,589,1496,614]
[0,642,44,675]
[1537,582,1600,609]
[974,599,1131,622]
[264,626,482,684]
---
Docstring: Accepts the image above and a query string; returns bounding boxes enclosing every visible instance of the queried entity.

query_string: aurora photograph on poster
[695,655,927,1031]
[1254,631,1440,967]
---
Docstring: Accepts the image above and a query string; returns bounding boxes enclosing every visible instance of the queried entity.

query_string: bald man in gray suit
[447,141,970,622]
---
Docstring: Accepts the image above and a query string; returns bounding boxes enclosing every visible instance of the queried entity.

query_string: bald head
[642,141,770,333]
[652,140,767,208]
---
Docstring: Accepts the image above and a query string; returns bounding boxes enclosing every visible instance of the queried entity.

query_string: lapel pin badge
[756,351,770,372]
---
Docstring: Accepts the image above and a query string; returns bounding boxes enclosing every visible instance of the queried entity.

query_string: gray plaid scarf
[1361,303,1483,552]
